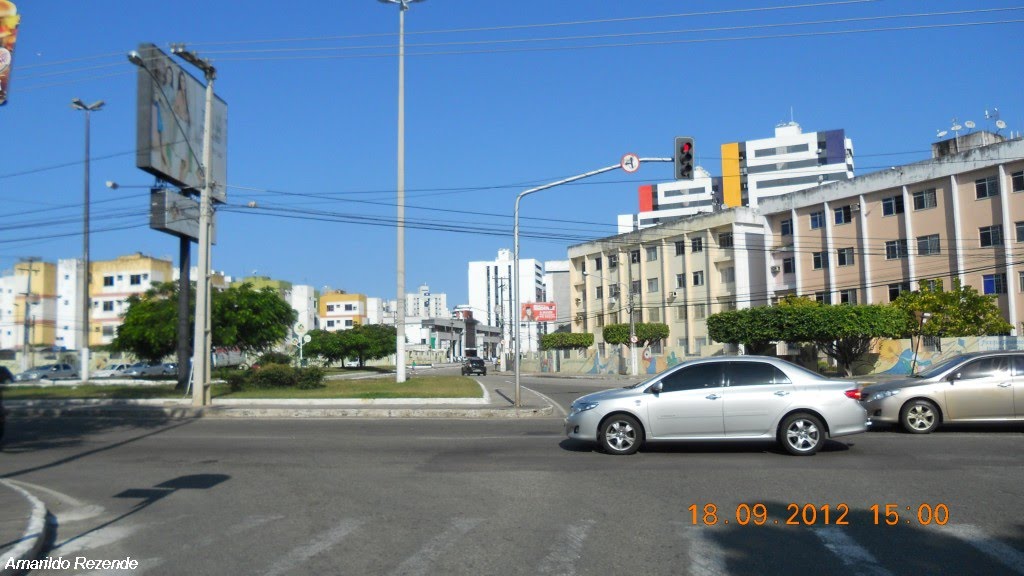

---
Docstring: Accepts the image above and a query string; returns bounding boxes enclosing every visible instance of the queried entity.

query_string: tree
[602,323,669,345]
[540,332,594,351]
[304,324,396,367]
[891,279,1012,337]
[304,330,347,365]
[706,308,779,355]
[113,282,296,363]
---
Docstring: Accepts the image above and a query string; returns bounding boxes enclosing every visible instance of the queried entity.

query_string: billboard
[149,188,216,243]
[0,0,20,106]
[521,302,557,322]
[134,43,228,202]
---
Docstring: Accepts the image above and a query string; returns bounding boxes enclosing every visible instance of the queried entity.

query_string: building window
[888,282,911,302]
[630,250,640,264]
[646,247,658,262]
[609,285,621,298]
[608,254,618,268]
[810,211,825,230]
[885,239,908,260]
[983,273,1008,295]
[130,274,142,285]
[814,291,831,304]
[648,308,661,323]
[595,286,603,300]
[326,304,335,312]
[980,225,1004,247]
[345,304,356,311]
[675,274,685,288]
[326,320,335,327]
[675,305,688,320]
[102,326,115,337]
[780,219,793,237]
[920,279,940,291]
[834,205,852,224]
[718,233,734,248]
[691,238,703,252]
[692,271,705,286]
[630,280,641,295]
[674,241,685,256]
[1012,170,1023,192]
[594,257,602,271]
[837,247,855,266]
[720,267,735,284]
[647,278,659,293]
[596,314,604,328]
[812,252,828,270]
[839,289,858,304]
[913,188,937,210]
[975,175,1000,199]
[103,276,114,287]
[694,304,706,320]
[102,301,114,312]
[917,234,941,255]
[1019,271,1024,293]
[783,257,795,274]
[345,320,354,327]
[1018,221,1024,243]
[882,195,904,216]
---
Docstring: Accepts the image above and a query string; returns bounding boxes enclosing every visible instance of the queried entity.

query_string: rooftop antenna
[986,108,1007,134]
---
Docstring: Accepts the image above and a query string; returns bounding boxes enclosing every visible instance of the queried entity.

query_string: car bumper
[564,410,603,442]
[861,398,901,425]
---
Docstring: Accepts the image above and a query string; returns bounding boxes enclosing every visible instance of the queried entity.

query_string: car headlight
[869,389,901,402]
[570,401,599,416]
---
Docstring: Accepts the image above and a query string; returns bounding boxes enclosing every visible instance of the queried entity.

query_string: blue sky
[2,1,1022,306]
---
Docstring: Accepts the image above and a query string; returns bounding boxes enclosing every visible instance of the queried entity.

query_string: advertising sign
[134,43,228,201]
[149,188,216,243]
[0,1,20,106]
[521,302,557,322]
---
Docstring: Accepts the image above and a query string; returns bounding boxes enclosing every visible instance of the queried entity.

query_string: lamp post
[71,98,104,383]
[910,311,933,374]
[377,0,424,383]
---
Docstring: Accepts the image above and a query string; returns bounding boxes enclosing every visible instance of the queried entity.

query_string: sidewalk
[0,479,50,576]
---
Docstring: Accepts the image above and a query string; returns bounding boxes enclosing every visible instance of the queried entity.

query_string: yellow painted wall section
[319,292,368,324]
[720,142,742,207]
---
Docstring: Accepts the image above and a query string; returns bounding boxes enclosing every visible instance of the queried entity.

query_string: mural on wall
[875,337,1024,375]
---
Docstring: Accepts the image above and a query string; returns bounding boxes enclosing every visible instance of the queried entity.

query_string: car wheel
[780,413,825,456]
[900,399,940,434]
[482,370,487,376]
[598,414,643,455]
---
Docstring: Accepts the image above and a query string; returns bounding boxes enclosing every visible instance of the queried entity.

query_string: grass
[1,375,482,401]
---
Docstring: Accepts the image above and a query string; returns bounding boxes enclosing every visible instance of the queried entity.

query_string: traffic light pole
[513,157,670,407]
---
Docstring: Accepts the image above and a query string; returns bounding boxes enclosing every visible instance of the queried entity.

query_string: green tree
[602,323,669,346]
[891,279,1012,337]
[706,307,780,355]
[540,332,594,351]
[111,282,178,362]
[304,329,346,365]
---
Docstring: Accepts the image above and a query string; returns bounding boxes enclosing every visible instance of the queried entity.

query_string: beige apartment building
[319,291,368,332]
[569,135,1024,357]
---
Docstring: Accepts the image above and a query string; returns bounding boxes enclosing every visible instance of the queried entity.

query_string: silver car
[14,363,78,382]
[861,351,1023,434]
[565,356,869,456]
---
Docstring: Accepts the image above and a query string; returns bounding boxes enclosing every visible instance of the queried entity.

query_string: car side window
[958,358,1011,380]
[727,362,792,387]
[1014,356,1024,377]
[660,364,722,393]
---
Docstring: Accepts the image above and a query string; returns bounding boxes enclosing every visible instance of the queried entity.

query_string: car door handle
[997,383,1012,388]
[774,391,790,396]
[706,394,721,400]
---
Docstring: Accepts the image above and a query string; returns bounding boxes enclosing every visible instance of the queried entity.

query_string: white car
[93,363,130,378]
[565,356,870,456]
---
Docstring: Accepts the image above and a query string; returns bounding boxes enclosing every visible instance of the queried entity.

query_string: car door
[723,361,796,437]
[943,356,1015,420]
[645,362,725,438]
[1013,355,1024,419]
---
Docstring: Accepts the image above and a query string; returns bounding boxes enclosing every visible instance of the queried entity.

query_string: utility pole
[17,258,38,372]
[171,44,216,407]
[71,98,104,383]
[627,251,638,376]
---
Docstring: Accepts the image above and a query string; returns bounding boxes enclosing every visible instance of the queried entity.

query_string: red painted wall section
[638,185,654,212]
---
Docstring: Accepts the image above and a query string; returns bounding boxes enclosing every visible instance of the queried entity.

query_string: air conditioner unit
[770,265,781,274]
[850,204,860,212]
[669,291,678,299]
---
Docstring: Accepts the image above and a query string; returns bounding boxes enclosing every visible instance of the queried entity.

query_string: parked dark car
[461,357,487,376]
[0,365,13,384]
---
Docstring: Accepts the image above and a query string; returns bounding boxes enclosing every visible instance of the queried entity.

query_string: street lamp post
[378,0,424,383]
[71,98,104,383]
[910,311,933,374]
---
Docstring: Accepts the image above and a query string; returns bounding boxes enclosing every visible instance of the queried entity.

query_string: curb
[0,480,52,576]
[3,404,556,420]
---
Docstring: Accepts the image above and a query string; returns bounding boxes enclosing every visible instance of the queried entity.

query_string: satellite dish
[951,124,963,131]
[996,120,1007,130]
[964,121,976,129]
[937,130,948,138]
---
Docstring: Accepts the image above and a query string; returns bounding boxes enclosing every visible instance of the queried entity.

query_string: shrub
[295,366,325,389]
[223,371,248,393]
[258,351,292,366]
[248,364,298,388]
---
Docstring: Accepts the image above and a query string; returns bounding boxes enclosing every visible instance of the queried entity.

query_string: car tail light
[844,389,862,400]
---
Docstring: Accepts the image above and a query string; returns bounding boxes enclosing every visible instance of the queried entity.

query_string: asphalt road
[1,374,1023,576]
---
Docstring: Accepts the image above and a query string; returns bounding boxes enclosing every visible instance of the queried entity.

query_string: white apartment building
[618,167,720,233]
[288,284,319,334]
[407,284,450,319]
[543,260,572,332]
[55,258,84,350]
[468,248,545,354]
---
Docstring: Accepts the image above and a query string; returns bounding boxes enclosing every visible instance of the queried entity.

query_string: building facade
[468,248,544,356]
[319,291,368,332]
[89,253,174,346]
[0,259,57,352]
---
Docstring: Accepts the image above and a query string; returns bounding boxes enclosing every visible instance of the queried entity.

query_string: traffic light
[674,136,694,180]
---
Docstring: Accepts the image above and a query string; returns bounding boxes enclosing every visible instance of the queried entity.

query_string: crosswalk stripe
[264,519,363,576]
[812,528,894,576]
[388,518,482,576]
[536,519,595,575]
[674,522,728,576]
[945,524,1024,575]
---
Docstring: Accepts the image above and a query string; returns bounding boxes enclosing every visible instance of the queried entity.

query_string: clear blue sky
[2,1,1022,306]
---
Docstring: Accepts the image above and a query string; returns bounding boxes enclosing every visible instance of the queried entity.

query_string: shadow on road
[558,438,852,456]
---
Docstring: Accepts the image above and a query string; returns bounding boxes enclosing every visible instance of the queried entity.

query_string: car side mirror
[647,381,663,394]
[946,372,960,383]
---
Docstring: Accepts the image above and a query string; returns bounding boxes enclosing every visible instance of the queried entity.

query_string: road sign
[620,153,640,173]
[630,335,638,343]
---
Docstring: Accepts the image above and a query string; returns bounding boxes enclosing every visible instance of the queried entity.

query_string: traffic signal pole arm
[512,156,671,407]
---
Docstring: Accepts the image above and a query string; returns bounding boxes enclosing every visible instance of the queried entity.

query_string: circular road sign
[621,153,640,173]
[630,335,639,343]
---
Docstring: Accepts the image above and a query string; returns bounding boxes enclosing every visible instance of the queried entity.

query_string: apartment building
[569,134,1024,356]
[0,259,57,351]
[468,248,544,354]
[319,291,368,332]
[89,253,174,346]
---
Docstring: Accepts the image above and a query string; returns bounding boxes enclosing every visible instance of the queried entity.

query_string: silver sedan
[565,356,869,456]
[861,351,1023,434]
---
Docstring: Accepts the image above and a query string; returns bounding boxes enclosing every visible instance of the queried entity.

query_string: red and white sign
[521,302,557,322]
[620,153,640,173]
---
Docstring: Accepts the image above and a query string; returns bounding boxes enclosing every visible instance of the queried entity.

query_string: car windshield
[915,355,970,379]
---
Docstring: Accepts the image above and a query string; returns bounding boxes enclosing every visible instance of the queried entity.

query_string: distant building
[543,260,572,333]
[468,248,544,355]
[0,259,57,352]
[319,291,368,332]
[88,253,174,346]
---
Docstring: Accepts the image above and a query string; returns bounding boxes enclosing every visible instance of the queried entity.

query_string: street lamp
[71,98,105,383]
[377,0,424,383]
[910,311,933,374]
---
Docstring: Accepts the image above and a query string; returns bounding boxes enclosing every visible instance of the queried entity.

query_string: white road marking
[674,522,728,576]
[523,385,568,418]
[5,479,105,521]
[945,524,1024,574]
[812,528,894,576]
[536,519,595,575]
[264,519,363,576]
[83,556,162,576]
[388,518,482,576]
